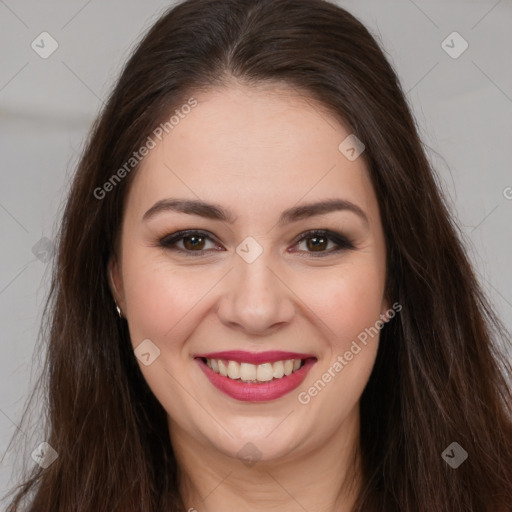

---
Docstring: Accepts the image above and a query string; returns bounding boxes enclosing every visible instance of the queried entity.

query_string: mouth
[202,356,305,381]
[194,351,317,402]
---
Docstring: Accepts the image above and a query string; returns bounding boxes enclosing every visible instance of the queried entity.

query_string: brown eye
[303,234,329,252]
[182,234,207,251]
[293,230,355,256]
[159,230,221,256]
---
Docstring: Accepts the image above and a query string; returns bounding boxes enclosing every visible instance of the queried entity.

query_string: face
[110,83,389,464]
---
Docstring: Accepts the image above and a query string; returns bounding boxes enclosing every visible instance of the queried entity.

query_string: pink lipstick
[194,350,316,402]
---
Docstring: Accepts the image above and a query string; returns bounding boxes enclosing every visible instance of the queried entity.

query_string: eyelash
[157,229,355,257]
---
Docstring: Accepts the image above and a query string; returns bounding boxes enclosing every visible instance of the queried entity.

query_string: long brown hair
[3,0,512,510]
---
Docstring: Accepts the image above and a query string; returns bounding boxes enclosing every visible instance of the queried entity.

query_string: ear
[108,256,126,312]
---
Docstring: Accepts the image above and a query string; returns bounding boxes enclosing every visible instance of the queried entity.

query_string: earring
[109,268,124,319]
[114,299,123,319]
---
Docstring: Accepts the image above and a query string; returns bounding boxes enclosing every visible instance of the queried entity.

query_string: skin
[109,81,390,512]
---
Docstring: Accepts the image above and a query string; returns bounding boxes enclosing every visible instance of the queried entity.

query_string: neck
[169,406,362,512]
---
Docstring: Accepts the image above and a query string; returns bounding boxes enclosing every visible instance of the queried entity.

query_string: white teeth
[218,359,228,377]
[240,362,257,382]
[273,360,284,378]
[205,358,304,382]
[256,363,274,382]
[227,360,240,379]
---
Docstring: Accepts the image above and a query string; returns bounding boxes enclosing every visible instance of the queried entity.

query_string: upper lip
[194,350,316,365]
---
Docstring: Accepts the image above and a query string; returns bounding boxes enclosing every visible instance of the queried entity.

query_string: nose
[216,250,296,336]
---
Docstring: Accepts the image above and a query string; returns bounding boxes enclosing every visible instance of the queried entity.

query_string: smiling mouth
[200,357,306,383]
[195,355,317,402]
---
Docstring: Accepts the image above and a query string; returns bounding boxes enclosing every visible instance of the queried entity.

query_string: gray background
[1,0,511,502]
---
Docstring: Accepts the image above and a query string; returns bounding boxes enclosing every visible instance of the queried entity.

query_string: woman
[3,0,512,510]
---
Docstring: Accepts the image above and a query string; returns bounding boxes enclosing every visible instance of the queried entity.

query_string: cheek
[122,249,209,345]
[292,263,385,435]
[297,260,386,349]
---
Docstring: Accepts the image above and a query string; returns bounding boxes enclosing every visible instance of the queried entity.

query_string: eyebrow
[142,197,369,226]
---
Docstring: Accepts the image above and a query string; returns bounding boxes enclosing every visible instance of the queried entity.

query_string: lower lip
[195,357,316,402]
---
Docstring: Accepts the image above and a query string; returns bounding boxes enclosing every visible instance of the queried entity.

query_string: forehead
[126,83,378,224]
